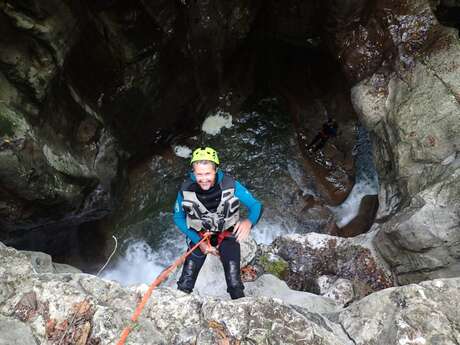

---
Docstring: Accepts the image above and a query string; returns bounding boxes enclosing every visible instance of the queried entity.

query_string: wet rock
[1,0,262,236]
[278,47,357,206]
[273,233,394,301]
[351,3,460,215]
[0,1,121,235]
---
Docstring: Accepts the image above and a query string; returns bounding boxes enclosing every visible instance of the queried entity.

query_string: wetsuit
[173,170,262,299]
[307,119,338,152]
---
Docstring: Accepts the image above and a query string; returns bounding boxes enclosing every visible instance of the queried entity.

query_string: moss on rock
[259,254,289,279]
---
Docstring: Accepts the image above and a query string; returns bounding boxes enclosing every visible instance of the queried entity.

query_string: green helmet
[190,146,220,165]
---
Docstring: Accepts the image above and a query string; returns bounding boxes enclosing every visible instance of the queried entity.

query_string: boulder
[272,232,394,301]
[21,251,82,274]
[245,274,340,313]
[337,278,460,345]
[2,240,460,345]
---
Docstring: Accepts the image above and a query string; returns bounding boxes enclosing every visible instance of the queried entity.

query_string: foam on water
[201,111,233,135]
[173,145,192,158]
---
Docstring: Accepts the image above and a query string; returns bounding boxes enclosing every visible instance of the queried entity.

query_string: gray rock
[245,274,340,313]
[0,315,37,345]
[21,251,81,274]
[351,12,460,214]
[337,278,460,345]
[200,297,353,345]
[186,237,258,299]
[2,240,460,345]
[53,263,82,274]
[374,170,460,284]
[317,276,355,306]
[21,251,54,274]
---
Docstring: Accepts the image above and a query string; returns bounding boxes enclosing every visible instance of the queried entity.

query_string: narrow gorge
[0,0,459,344]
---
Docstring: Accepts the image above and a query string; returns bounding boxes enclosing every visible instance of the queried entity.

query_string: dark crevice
[338,320,358,345]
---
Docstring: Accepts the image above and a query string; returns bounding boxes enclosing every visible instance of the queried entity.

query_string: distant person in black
[306,118,339,152]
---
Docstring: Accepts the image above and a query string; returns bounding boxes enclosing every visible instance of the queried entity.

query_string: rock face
[0,1,121,235]
[349,0,460,283]
[0,0,261,237]
[375,171,460,284]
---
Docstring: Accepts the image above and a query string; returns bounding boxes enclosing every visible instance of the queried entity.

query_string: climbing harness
[115,232,212,345]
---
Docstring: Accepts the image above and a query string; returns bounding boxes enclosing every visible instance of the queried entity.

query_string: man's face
[193,162,217,191]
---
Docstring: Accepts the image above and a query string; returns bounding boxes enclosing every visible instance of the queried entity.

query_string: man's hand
[199,242,219,256]
[234,219,252,243]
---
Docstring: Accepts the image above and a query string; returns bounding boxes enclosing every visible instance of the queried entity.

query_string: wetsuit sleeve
[173,191,201,244]
[234,180,263,226]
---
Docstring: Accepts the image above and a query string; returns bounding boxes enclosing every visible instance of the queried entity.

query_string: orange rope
[116,233,211,345]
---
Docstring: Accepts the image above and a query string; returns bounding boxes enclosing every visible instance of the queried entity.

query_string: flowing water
[329,124,379,227]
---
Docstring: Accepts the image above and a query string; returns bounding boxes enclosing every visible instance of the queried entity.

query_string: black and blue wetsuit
[173,170,262,299]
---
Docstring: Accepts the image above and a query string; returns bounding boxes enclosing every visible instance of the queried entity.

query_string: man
[173,146,262,299]
[306,118,339,152]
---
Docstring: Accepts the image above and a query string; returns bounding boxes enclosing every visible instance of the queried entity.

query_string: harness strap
[199,230,233,248]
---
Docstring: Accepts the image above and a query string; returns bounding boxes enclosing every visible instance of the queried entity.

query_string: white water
[101,221,287,286]
[101,240,166,285]
[329,125,379,227]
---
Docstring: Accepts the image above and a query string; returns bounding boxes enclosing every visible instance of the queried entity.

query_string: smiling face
[192,161,217,191]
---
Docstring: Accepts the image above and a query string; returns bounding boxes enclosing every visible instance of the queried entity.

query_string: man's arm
[234,180,263,225]
[233,180,263,242]
[173,192,201,244]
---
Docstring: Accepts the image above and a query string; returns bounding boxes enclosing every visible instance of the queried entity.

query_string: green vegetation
[259,254,289,279]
